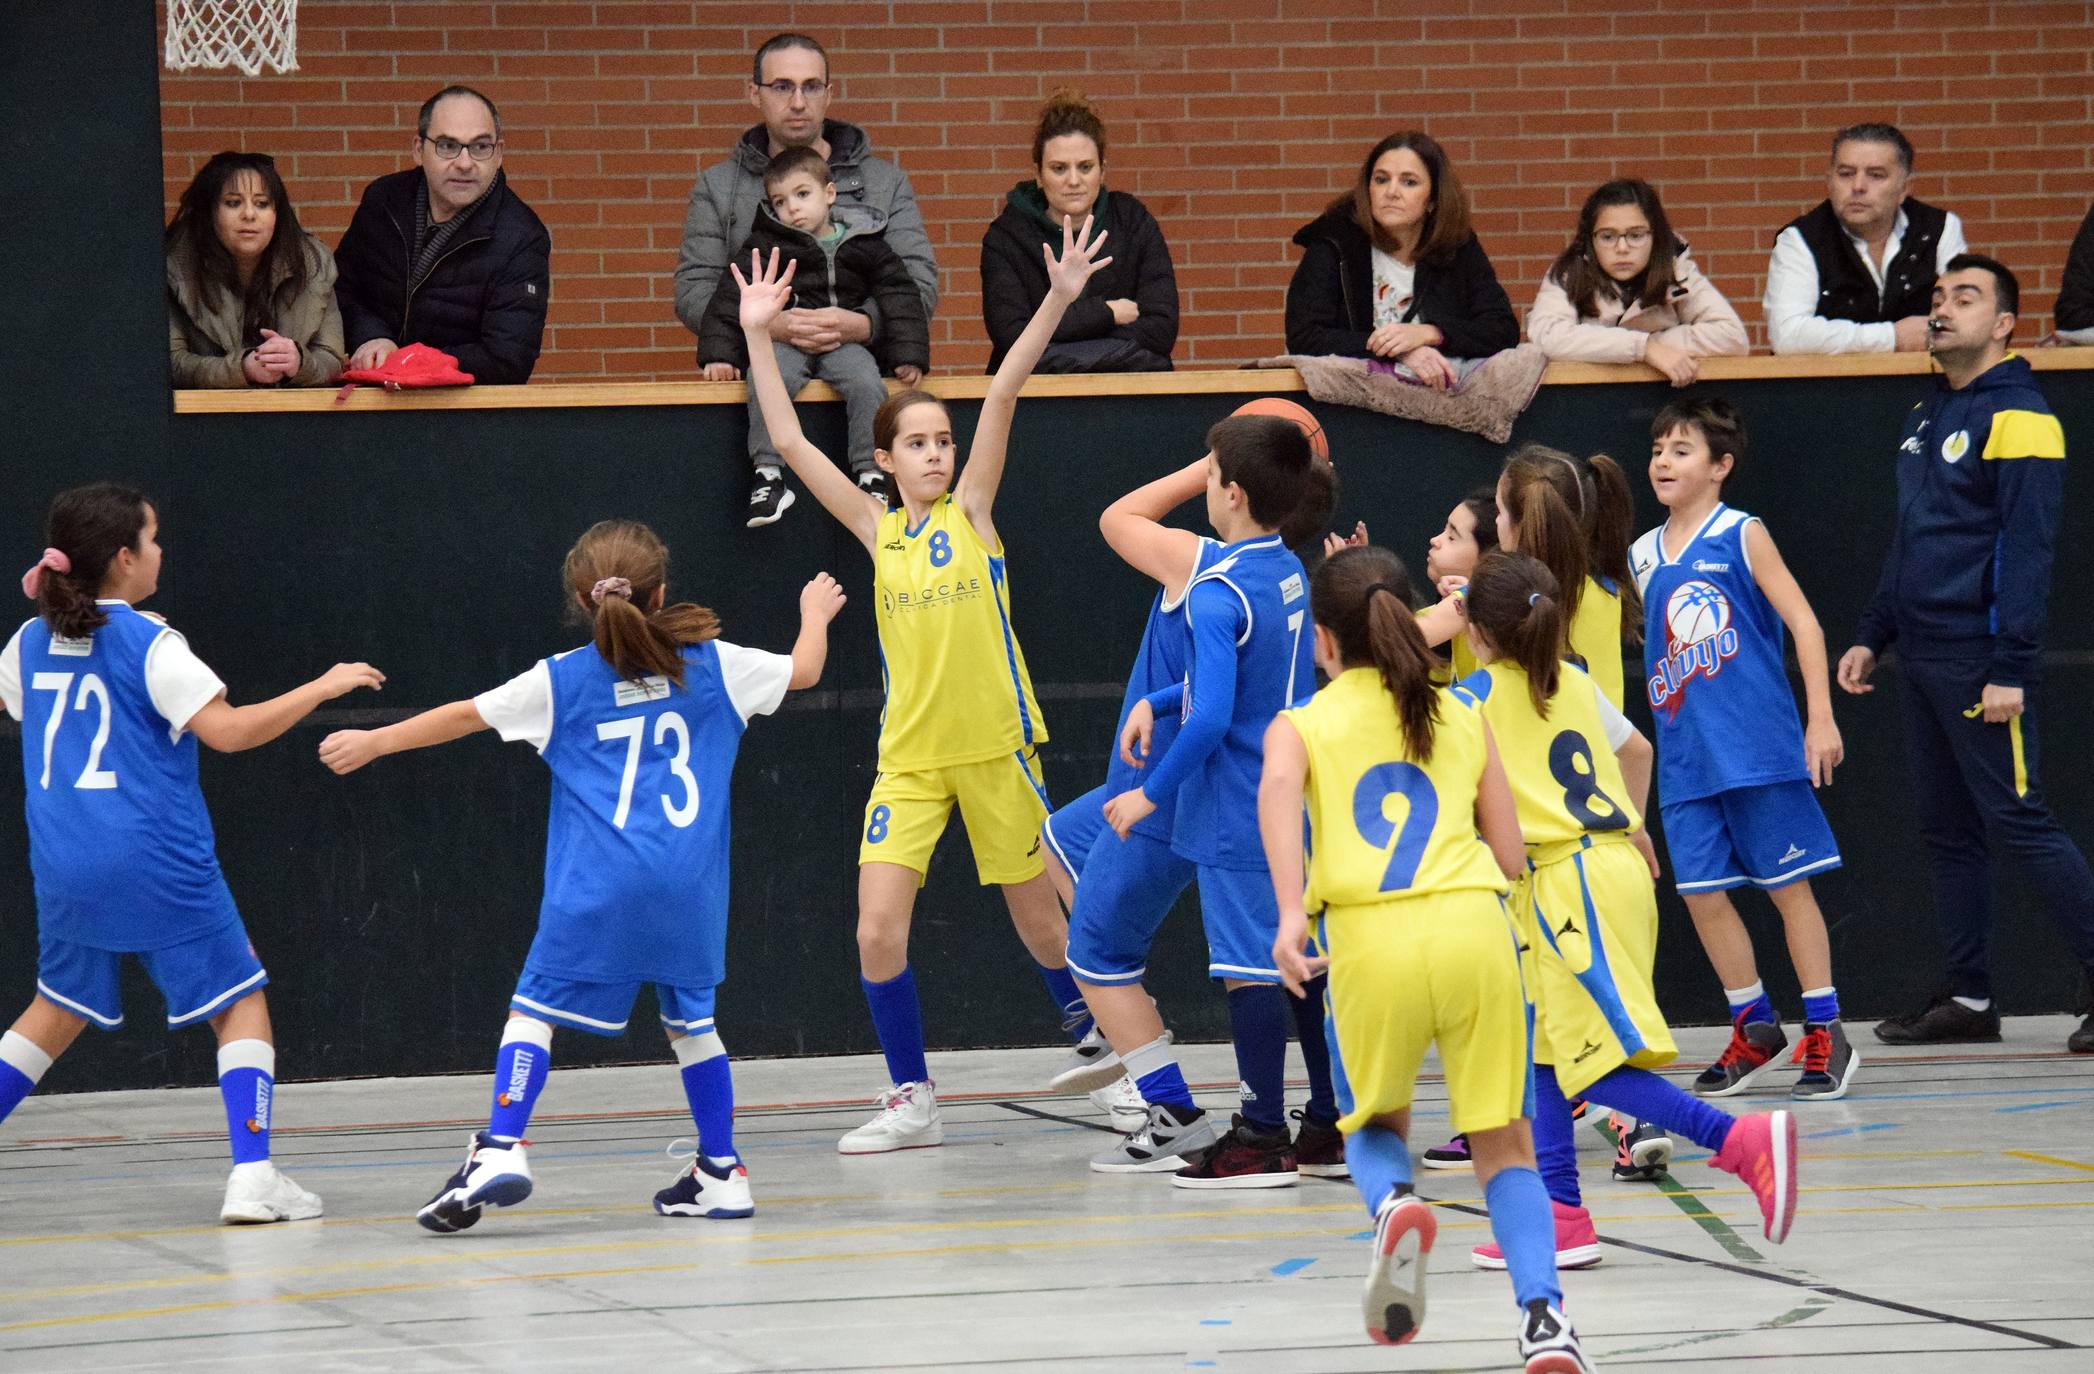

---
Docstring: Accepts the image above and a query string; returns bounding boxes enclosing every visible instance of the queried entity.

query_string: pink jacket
[1526,252,1749,362]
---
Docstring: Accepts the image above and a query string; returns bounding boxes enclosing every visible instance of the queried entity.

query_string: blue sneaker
[654,1141,754,1218]
[417,1131,532,1233]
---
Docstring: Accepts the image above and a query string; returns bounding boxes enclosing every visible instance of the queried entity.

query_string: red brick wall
[159,1,2094,381]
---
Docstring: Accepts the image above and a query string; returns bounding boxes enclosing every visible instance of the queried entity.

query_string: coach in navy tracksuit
[1839,253,2094,1054]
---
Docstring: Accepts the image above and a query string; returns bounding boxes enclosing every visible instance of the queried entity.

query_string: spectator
[700,148,930,527]
[1527,178,1747,387]
[1284,131,1517,391]
[1836,255,2094,1054]
[979,90,1177,373]
[1764,123,1966,355]
[166,152,344,388]
[334,85,550,385]
[2054,203,2094,345]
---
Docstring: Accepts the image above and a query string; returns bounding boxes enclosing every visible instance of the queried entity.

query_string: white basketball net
[165,0,299,76]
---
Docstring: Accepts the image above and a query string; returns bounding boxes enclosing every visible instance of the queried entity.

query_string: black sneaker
[2070,1015,2094,1054]
[1291,1107,1349,1178]
[746,471,796,528]
[1170,1113,1298,1189]
[1873,992,2002,1045]
[1422,1132,1472,1169]
[857,469,889,504]
[1518,1298,1595,1373]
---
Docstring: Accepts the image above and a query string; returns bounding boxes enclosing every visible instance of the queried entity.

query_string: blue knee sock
[1036,962,1093,1042]
[1227,984,1290,1130]
[1484,1166,1563,1310]
[675,1029,737,1164]
[862,966,930,1086]
[1801,986,1840,1025]
[0,1031,53,1127]
[1345,1123,1412,1217]
[217,1039,275,1166]
[1531,1065,1582,1209]
[487,1018,553,1143]
[1585,1065,1733,1153]
[1123,1033,1197,1114]
[1726,979,1776,1027]
[1289,974,1338,1123]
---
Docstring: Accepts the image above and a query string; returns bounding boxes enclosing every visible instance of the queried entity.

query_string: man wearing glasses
[336,86,552,384]
[673,34,939,515]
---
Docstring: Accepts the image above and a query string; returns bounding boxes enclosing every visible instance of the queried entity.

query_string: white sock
[756,465,781,481]
[1723,980,1766,1010]
[1952,995,1992,1012]
[0,1030,53,1083]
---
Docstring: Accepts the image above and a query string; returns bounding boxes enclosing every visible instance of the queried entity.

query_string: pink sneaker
[1469,1199,1601,1270]
[1710,1110,1798,1243]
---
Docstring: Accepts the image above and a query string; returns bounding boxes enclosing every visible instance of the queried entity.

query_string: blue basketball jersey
[1101,537,1228,842]
[482,639,789,989]
[1168,534,1315,870]
[2,606,239,951]
[1630,505,1808,803]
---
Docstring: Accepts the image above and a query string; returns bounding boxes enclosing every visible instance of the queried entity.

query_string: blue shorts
[1042,784,1109,884]
[1064,827,1196,984]
[38,922,268,1031]
[510,969,718,1038]
[1197,865,1285,984]
[1661,780,1842,894]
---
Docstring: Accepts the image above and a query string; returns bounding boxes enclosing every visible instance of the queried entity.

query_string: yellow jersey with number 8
[1285,667,1510,910]
[1454,660,1638,852]
[871,494,1047,771]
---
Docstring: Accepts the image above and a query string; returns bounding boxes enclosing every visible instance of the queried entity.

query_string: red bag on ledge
[334,343,474,400]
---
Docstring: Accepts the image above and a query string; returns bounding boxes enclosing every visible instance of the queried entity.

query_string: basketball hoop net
[165,0,299,76]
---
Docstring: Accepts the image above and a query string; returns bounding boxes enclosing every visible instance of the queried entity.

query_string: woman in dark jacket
[980,90,1177,373]
[1285,130,1517,389]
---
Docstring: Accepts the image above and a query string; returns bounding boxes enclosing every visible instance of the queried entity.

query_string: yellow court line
[2005,1150,2094,1175]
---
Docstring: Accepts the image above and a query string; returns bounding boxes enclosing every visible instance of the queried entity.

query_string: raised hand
[801,571,847,624]
[733,248,799,334]
[1041,214,1113,302]
[317,662,386,700]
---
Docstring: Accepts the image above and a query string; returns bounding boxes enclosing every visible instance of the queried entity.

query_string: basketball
[1666,579,1731,646]
[1232,396,1330,461]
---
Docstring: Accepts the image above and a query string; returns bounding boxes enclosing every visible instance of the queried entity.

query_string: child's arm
[734,250,884,552]
[789,572,847,689]
[1102,581,1240,837]
[1744,520,1843,786]
[186,661,385,754]
[318,699,487,775]
[1415,592,1466,650]
[1099,456,1207,596]
[1475,724,1527,882]
[1259,713,1326,996]
[954,216,1113,542]
[1592,686,1661,879]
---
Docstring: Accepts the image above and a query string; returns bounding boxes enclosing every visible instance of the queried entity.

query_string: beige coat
[1526,252,1748,363]
[167,233,345,387]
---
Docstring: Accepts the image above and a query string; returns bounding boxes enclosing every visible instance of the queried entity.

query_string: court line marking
[2006,1150,2094,1175]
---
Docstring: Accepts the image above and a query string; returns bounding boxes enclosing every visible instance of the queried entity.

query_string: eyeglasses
[757,79,829,100]
[1593,229,1652,249]
[424,136,500,162]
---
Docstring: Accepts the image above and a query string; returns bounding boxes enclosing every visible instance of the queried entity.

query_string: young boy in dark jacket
[701,147,932,527]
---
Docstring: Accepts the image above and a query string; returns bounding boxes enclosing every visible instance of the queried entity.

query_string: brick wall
[159,1,2094,381]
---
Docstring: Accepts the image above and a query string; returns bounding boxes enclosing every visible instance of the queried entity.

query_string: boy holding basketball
[1629,398,1858,1102]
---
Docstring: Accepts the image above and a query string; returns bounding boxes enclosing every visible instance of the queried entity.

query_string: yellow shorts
[1319,889,1532,1138]
[1527,838,1678,1097]
[859,748,1050,885]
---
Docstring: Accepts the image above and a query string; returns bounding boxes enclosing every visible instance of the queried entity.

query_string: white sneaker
[653,1140,755,1218]
[1049,1023,1125,1094]
[1090,1074,1148,1133]
[838,1080,943,1154]
[417,1131,534,1233]
[220,1160,323,1225]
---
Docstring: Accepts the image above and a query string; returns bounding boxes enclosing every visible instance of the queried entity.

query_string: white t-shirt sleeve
[1936,211,1968,270]
[474,660,555,751]
[1763,226,1895,355]
[1594,683,1636,752]
[144,629,228,736]
[715,641,794,723]
[0,623,24,721]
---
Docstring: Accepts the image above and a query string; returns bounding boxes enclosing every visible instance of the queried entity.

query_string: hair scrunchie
[591,576,633,605]
[20,548,70,600]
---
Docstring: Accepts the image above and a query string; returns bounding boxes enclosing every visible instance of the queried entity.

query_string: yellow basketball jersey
[871,495,1047,770]
[1423,609,1483,687]
[1569,576,1625,709]
[1286,667,1509,910]
[1455,660,1639,852]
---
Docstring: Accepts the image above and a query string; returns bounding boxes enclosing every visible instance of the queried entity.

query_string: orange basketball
[1231,396,1330,461]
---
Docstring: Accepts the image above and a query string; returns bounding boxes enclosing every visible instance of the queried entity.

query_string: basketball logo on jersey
[1941,429,1970,464]
[1648,579,1739,713]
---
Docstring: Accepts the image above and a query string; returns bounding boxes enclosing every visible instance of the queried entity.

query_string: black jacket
[334,168,551,384]
[2057,202,2094,334]
[1284,209,1517,360]
[1781,197,1948,325]
[698,204,929,374]
[979,184,1178,373]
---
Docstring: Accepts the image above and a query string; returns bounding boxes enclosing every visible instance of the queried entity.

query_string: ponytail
[1465,551,1566,716]
[31,483,151,642]
[563,520,720,687]
[1582,452,1643,645]
[1311,545,1441,762]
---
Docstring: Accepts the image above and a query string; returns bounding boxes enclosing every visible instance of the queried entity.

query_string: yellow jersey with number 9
[871,494,1047,771]
[1285,667,1510,910]
[1454,659,1638,852]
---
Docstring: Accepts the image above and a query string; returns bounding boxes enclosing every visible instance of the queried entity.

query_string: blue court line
[1198,1319,1231,1326]
[1997,1099,2090,1114]
[1801,1122,1903,1140]
[1269,1257,1316,1276]
[1345,1229,1372,1240]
